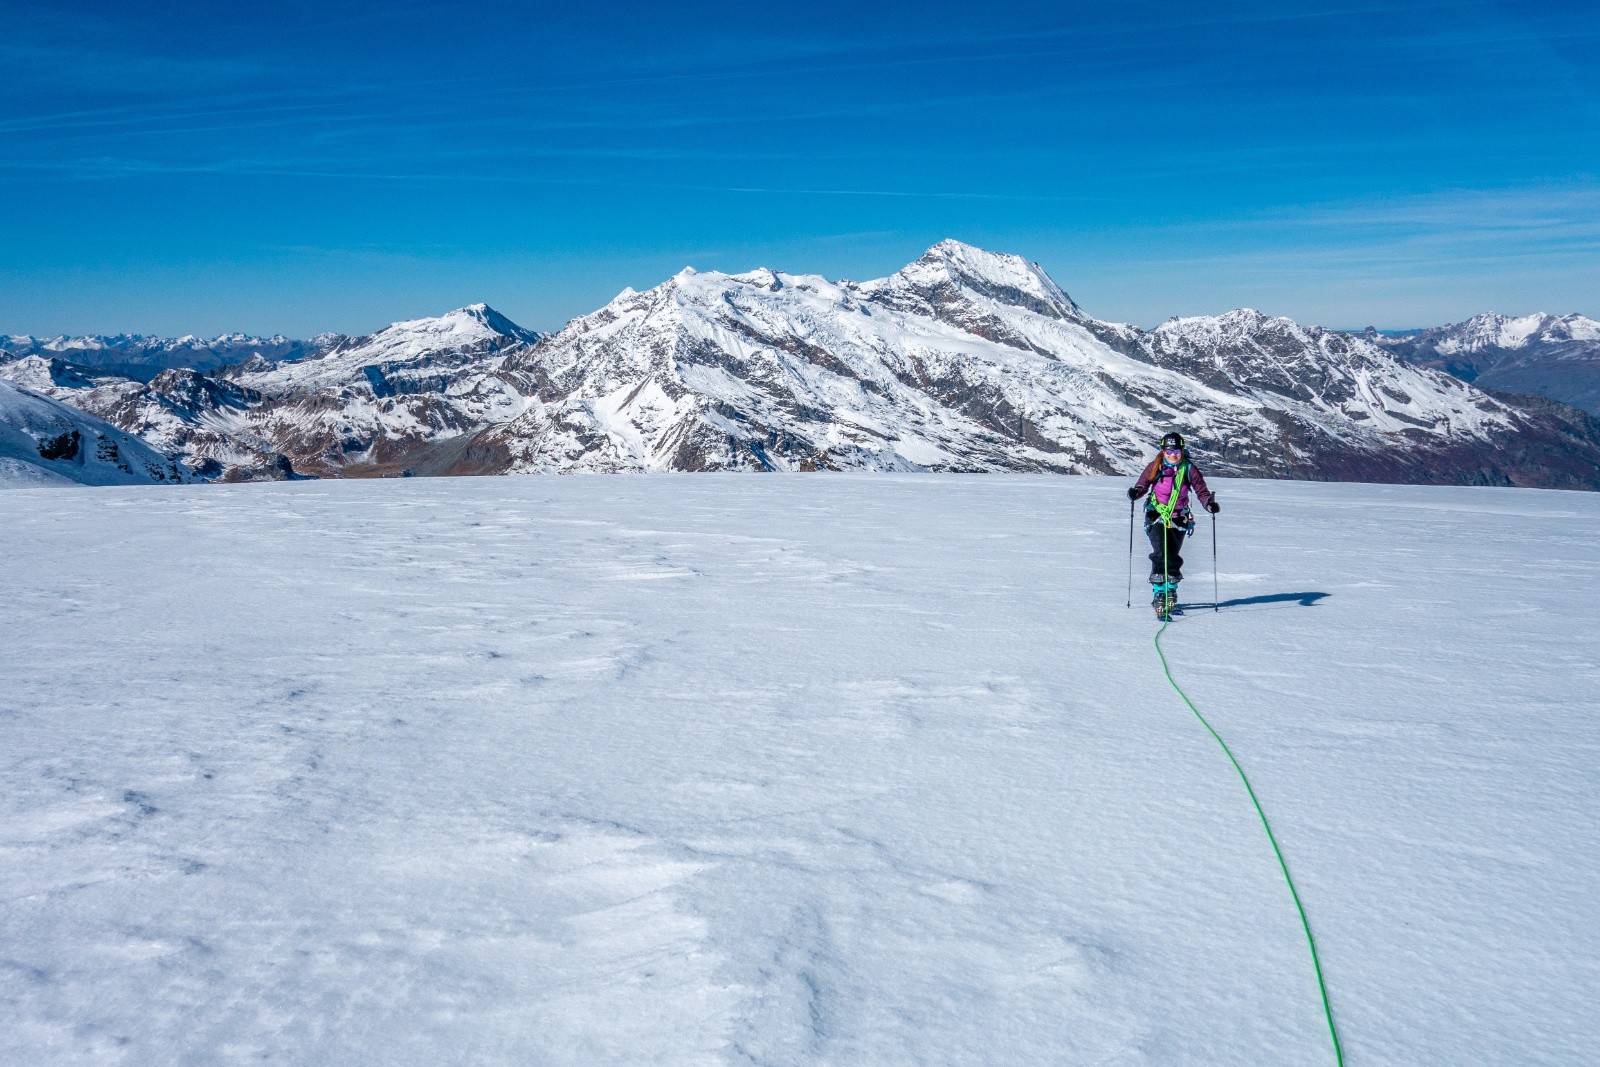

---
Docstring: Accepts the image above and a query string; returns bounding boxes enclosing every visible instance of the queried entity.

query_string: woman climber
[1127,431,1219,618]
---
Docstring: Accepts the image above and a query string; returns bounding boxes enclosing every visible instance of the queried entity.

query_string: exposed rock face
[7,244,1599,488]
[1367,313,1600,416]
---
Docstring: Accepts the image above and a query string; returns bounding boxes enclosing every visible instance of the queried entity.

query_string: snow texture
[2,475,1595,1063]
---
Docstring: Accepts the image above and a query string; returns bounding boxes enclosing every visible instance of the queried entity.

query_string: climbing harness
[1149,462,1188,529]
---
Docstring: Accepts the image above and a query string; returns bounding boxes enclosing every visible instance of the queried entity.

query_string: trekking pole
[1161,516,1171,621]
[1126,497,1135,608]
[1212,511,1219,613]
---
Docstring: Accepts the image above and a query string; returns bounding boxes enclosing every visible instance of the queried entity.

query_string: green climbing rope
[1150,461,1188,528]
[1154,622,1345,1066]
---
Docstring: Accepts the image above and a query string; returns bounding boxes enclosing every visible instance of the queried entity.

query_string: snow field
[0,475,1595,1064]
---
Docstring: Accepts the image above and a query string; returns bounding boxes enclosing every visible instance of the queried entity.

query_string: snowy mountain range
[0,332,324,383]
[4,241,1599,488]
[1364,312,1600,415]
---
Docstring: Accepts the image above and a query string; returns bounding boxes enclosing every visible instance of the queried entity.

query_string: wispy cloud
[1179,185,1600,250]
[0,155,1137,205]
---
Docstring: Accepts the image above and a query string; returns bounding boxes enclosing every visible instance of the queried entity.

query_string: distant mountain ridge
[1,332,327,383]
[1362,312,1600,415]
[4,244,1598,489]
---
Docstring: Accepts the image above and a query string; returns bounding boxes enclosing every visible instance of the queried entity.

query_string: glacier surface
[1,475,1595,1064]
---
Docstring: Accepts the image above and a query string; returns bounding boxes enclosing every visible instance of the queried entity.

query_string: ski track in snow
[0,475,1596,1065]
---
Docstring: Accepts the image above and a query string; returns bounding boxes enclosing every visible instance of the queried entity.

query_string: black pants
[1145,513,1189,583]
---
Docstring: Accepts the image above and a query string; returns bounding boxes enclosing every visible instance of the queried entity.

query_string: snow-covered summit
[337,303,540,361]
[404,303,541,347]
[860,239,1085,322]
[238,304,538,397]
[1139,308,1516,446]
[13,302,545,481]
[0,354,119,393]
[1423,311,1600,354]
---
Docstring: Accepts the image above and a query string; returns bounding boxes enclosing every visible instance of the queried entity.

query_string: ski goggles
[1162,447,1183,459]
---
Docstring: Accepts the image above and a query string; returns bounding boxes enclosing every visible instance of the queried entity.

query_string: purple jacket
[1131,455,1215,514]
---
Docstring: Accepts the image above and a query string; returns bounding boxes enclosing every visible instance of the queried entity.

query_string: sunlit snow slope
[1,476,1594,1065]
[0,378,188,486]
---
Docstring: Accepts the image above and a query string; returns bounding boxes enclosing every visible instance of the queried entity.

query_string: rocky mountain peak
[729,267,784,292]
[146,368,260,413]
[1442,313,1552,352]
[461,303,541,343]
[1147,310,1302,360]
[877,239,1084,321]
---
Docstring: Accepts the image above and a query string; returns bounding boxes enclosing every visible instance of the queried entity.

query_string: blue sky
[3,0,1597,336]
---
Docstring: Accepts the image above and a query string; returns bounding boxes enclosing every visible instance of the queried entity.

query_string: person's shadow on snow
[1190,591,1329,611]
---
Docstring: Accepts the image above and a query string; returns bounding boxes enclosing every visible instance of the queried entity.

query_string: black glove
[1127,487,1141,500]
[1205,498,1220,514]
